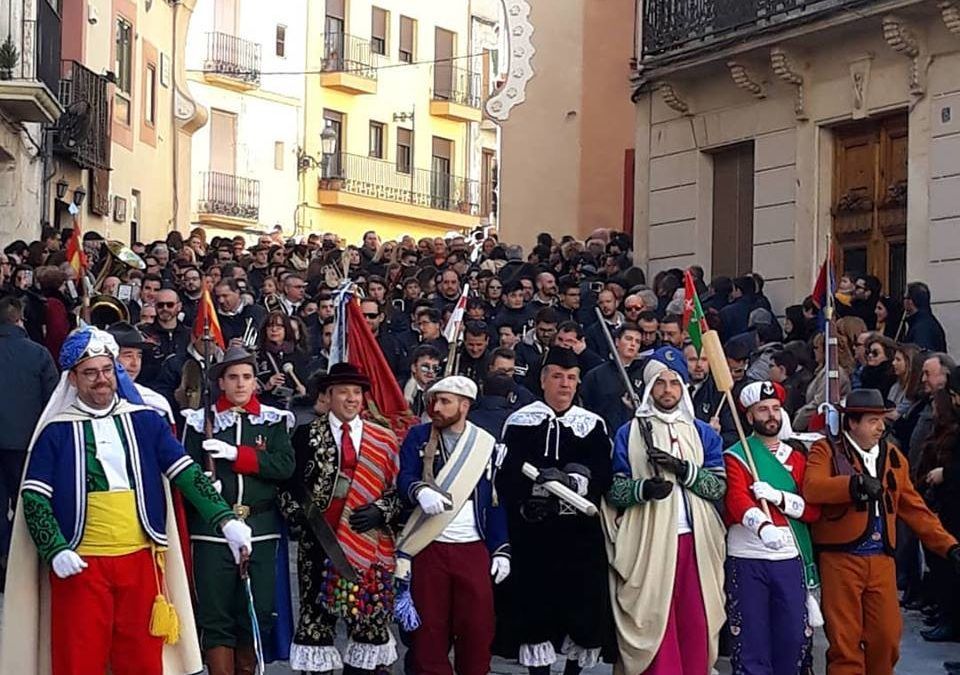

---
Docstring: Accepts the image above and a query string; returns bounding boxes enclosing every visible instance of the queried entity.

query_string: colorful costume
[723,382,821,675]
[396,376,509,675]
[602,347,727,675]
[180,347,295,672]
[0,327,242,675]
[278,364,401,673]
[803,389,960,675]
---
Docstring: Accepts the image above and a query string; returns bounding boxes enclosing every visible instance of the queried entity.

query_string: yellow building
[299,0,501,244]
[47,0,203,244]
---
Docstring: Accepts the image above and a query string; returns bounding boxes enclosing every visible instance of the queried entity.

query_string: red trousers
[820,552,901,675]
[50,548,163,675]
[410,541,495,675]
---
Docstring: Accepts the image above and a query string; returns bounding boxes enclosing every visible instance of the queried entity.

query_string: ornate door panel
[831,113,908,295]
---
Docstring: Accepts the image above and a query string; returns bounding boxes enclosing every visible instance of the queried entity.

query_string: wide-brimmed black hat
[106,321,152,351]
[837,388,895,414]
[316,362,371,392]
[208,345,257,382]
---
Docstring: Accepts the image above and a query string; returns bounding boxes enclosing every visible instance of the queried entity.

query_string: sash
[395,423,495,569]
[727,436,820,589]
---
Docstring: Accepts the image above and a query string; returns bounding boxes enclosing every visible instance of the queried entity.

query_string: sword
[305,502,359,582]
[240,551,265,675]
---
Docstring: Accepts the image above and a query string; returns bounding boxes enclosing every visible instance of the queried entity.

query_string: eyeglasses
[77,365,114,382]
[156,301,178,308]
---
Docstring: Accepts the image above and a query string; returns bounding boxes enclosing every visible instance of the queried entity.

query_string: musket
[201,313,216,473]
[818,233,841,439]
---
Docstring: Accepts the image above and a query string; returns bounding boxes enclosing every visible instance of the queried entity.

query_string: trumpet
[93,241,146,291]
[241,317,259,349]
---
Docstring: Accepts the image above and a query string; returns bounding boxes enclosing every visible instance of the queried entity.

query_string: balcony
[54,61,111,170]
[319,33,378,95]
[197,171,261,228]
[0,0,62,123]
[430,65,482,123]
[642,0,880,63]
[203,32,261,91]
[319,153,481,229]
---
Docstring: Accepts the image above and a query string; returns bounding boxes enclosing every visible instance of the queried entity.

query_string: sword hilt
[239,547,251,579]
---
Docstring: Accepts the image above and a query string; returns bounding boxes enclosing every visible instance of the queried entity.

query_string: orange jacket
[803,436,957,558]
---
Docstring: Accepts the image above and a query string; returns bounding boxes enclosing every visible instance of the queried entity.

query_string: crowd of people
[0,223,959,675]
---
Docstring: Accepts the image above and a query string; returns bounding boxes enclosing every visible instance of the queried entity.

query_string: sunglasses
[363,312,379,319]
[156,301,178,308]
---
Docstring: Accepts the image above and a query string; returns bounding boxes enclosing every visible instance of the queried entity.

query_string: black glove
[647,447,689,481]
[641,477,674,501]
[349,503,385,533]
[849,474,883,503]
[949,545,960,576]
[535,467,577,491]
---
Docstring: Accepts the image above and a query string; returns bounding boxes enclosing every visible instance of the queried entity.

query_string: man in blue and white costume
[0,326,251,675]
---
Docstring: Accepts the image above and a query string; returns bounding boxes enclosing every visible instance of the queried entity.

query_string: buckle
[233,504,251,520]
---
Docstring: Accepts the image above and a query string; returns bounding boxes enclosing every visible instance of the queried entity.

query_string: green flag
[683,269,706,353]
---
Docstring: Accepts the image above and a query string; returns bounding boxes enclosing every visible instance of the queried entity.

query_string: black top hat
[837,388,895,414]
[543,346,579,370]
[106,321,152,351]
[208,345,257,382]
[316,362,371,392]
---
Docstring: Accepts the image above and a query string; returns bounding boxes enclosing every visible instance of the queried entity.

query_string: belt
[232,500,276,521]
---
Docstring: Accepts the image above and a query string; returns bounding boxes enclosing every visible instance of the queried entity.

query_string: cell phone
[117,284,133,302]
[65,280,78,300]
[22,270,33,286]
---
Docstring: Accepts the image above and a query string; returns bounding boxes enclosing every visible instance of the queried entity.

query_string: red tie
[340,422,357,473]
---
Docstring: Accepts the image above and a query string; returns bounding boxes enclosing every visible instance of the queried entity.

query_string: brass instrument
[88,294,130,327]
[93,241,146,291]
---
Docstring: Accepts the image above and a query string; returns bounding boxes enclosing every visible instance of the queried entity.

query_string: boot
[528,667,551,675]
[235,645,258,675]
[205,646,236,675]
[343,665,375,675]
[563,659,583,675]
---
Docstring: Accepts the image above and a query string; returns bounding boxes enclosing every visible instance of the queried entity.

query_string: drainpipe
[170,0,180,233]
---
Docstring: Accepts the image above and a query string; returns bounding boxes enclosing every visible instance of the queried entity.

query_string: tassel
[150,594,181,644]
[805,591,824,628]
[393,579,421,632]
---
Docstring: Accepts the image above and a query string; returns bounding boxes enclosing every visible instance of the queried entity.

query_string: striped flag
[64,221,87,276]
[683,269,707,354]
[442,285,470,343]
[192,287,225,349]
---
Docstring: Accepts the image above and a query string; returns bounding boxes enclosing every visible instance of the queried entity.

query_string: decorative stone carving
[770,47,806,121]
[882,15,927,100]
[655,81,691,116]
[485,0,536,123]
[849,55,873,120]
[941,1,960,35]
[727,61,765,99]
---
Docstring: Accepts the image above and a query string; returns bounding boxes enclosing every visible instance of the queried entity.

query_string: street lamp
[72,185,87,208]
[320,125,337,178]
[56,178,68,200]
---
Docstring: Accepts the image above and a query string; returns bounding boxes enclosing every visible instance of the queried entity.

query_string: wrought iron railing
[431,65,481,108]
[642,0,879,59]
[322,153,481,217]
[203,32,261,85]
[198,171,261,220]
[0,0,61,95]
[320,32,378,81]
[54,61,111,170]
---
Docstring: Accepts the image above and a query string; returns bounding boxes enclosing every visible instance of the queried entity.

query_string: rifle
[201,313,215,473]
[818,233,841,440]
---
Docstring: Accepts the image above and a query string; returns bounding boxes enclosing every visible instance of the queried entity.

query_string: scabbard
[304,502,359,582]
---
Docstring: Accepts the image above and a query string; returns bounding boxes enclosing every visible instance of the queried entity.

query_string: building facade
[47,0,204,244]
[632,0,960,350]
[0,0,61,243]
[185,0,306,242]
[497,0,636,252]
[299,0,502,244]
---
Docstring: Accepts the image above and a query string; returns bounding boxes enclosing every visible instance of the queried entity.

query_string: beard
[751,416,782,438]
[430,409,462,430]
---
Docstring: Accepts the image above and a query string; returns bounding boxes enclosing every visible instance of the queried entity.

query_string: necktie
[340,421,357,469]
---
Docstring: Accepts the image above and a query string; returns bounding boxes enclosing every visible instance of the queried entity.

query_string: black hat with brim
[543,346,580,370]
[208,345,257,382]
[837,388,896,414]
[106,321,152,351]
[316,362,371,392]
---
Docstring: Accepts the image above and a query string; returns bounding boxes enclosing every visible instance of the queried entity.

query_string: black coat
[217,303,267,344]
[468,394,513,440]
[690,375,739,449]
[905,310,947,353]
[0,324,58,451]
[581,359,644,438]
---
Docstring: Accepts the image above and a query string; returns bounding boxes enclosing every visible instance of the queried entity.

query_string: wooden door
[711,142,755,278]
[209,109,237,175]
[434,28,454,99]
[831,113,907,296]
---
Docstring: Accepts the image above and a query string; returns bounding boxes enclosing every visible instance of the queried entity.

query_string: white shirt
[75,397,131,491]
[328,412,363,453]
[845,432,881,515]
[437,499,481,543]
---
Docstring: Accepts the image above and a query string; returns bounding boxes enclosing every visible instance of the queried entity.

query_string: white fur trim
[505,402,604,438]
[289,643,343,672]
[561,635,601,669]
[343,632,398,669]
[519,640,557,667]
[181,405,295,435]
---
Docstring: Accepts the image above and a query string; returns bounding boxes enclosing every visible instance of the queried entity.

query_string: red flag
[65,221,87,276]
[192,287,225,349]
[345,298,416,439]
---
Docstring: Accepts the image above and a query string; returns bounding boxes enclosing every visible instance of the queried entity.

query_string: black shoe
[922,624,959,642]
[926,613,945,627]
[528,667,552,675]
[944,660,960,672]
[903,598,926,611]
[563,660,582,675]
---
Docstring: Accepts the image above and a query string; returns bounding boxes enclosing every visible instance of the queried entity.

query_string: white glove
[758,524,786,551]
[203,438,238,462]
[751,481,783,506]
[490,555,511,584]
[51,550,88,579]
[221,518,253,564]
[416,487,452,516]
[203,470,222,494]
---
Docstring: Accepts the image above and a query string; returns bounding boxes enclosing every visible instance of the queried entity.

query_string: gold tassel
[148,549,180,644]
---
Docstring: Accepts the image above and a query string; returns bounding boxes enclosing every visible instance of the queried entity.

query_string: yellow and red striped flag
[192,287,225,349]
[65,221,87,276]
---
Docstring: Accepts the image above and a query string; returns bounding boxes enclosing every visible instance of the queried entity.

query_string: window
[210,109,238,176]
[371,7,387,55]
[399,16,415,63]
[369,122,385,159]
[274,141,285,170]
[144,64,156,126]
[114,16,133,124]
[396,128,413,173]
[276,25,286,57]
[323,109,344,176]
[431,137,453,208]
